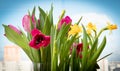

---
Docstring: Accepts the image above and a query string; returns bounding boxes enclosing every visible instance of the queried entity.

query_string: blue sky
[0,0,120,61]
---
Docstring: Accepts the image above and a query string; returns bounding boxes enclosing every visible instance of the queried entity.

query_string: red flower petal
[29,29,50,49]
[43,36,50,47]
[31,29,41,36]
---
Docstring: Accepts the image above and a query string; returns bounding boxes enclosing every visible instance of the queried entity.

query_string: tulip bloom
[58,16,72,30]
[77,43,90,58]
[77,43,83,58]
[8,24,21,34]
[70,43,83,58]
[29,29,50,49]
[22,15,36,33]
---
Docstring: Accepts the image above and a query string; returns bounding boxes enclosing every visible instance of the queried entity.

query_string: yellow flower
[87,22,96,31]
[107,22,117,30]
[68,24,82,36]
[87,29,92,35]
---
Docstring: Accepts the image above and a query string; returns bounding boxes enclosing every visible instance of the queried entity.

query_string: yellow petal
[68,24,82,36]
[87,29,92,35]
[87,22,97,31]
[107,22,117,30]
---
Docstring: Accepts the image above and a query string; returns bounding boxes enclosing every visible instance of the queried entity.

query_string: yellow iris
[68,24,82,37]
[87,22,96,31]
[107,22,117,30]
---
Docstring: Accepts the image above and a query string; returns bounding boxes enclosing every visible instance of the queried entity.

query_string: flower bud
[8,24,21,34]
[22,15,36,33]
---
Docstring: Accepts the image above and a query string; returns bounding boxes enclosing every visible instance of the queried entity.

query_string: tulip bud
[58,16,72,30]
[22,15,36,33]
[8,24,21,34]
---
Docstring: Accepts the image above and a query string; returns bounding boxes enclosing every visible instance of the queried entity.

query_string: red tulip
[58,16,72,30]
[22,15,36,33]
[8,24,21,34]
[77,43,89,58]
[77,43,83,58]
[29,29,50,49]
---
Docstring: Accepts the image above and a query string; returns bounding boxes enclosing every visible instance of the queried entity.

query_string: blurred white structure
[109,61,120,71]
[97,59,108,71]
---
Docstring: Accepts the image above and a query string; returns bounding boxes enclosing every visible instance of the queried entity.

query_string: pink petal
[32,15,36,28]
[64,16,72,24]
[43,36,50,47]
[58,16,72,30]
[29,39,35,47]
[31,29,41,36]
[22,15,31,33]
[58,19,65,30]
[8,24,21,34]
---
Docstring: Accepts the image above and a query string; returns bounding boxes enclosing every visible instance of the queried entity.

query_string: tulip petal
[29,29,50,49]
[43,36,50,47]
[31,29,41,36]
[22,15,31,33]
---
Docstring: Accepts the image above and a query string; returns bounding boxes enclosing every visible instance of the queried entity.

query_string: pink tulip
[29,29,50,49]
[58,16,72,30]
[22,15,36,33]
[8,24,21,34]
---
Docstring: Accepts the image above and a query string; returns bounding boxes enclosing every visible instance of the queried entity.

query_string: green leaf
[70,47,77,71]
[81,24,88,71]
[91,36,106,62]
[2,24,34,61]
[76,16,82,25]
[50,26,58,71]
[39,13,44,30]
[38,6,47,30]
[57,10,65,24]
[48,4,53,25]
[38,6,46,20]
[32,6,36,15]
[89,37,98,56]
[87,34,93,46]
[42,15,51,35]
[56,24,70,41]
[31,48,40,62]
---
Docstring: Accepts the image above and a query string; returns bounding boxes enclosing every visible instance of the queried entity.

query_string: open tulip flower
[29,29,50,49]
[3,6,117,71]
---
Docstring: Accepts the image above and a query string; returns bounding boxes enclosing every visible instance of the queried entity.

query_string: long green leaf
[42,15,51,35]
[48,4,53,25]
[76,16,82,25]
[81,24,88,71]
[3,24,34,61]
[32,6,35,15]
[91,36,106,62]
[38,7,46,19]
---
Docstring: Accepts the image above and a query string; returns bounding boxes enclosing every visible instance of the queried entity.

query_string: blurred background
[0,0,120,71]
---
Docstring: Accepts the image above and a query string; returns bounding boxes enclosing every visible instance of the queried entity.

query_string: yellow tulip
[68,24,82,36]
